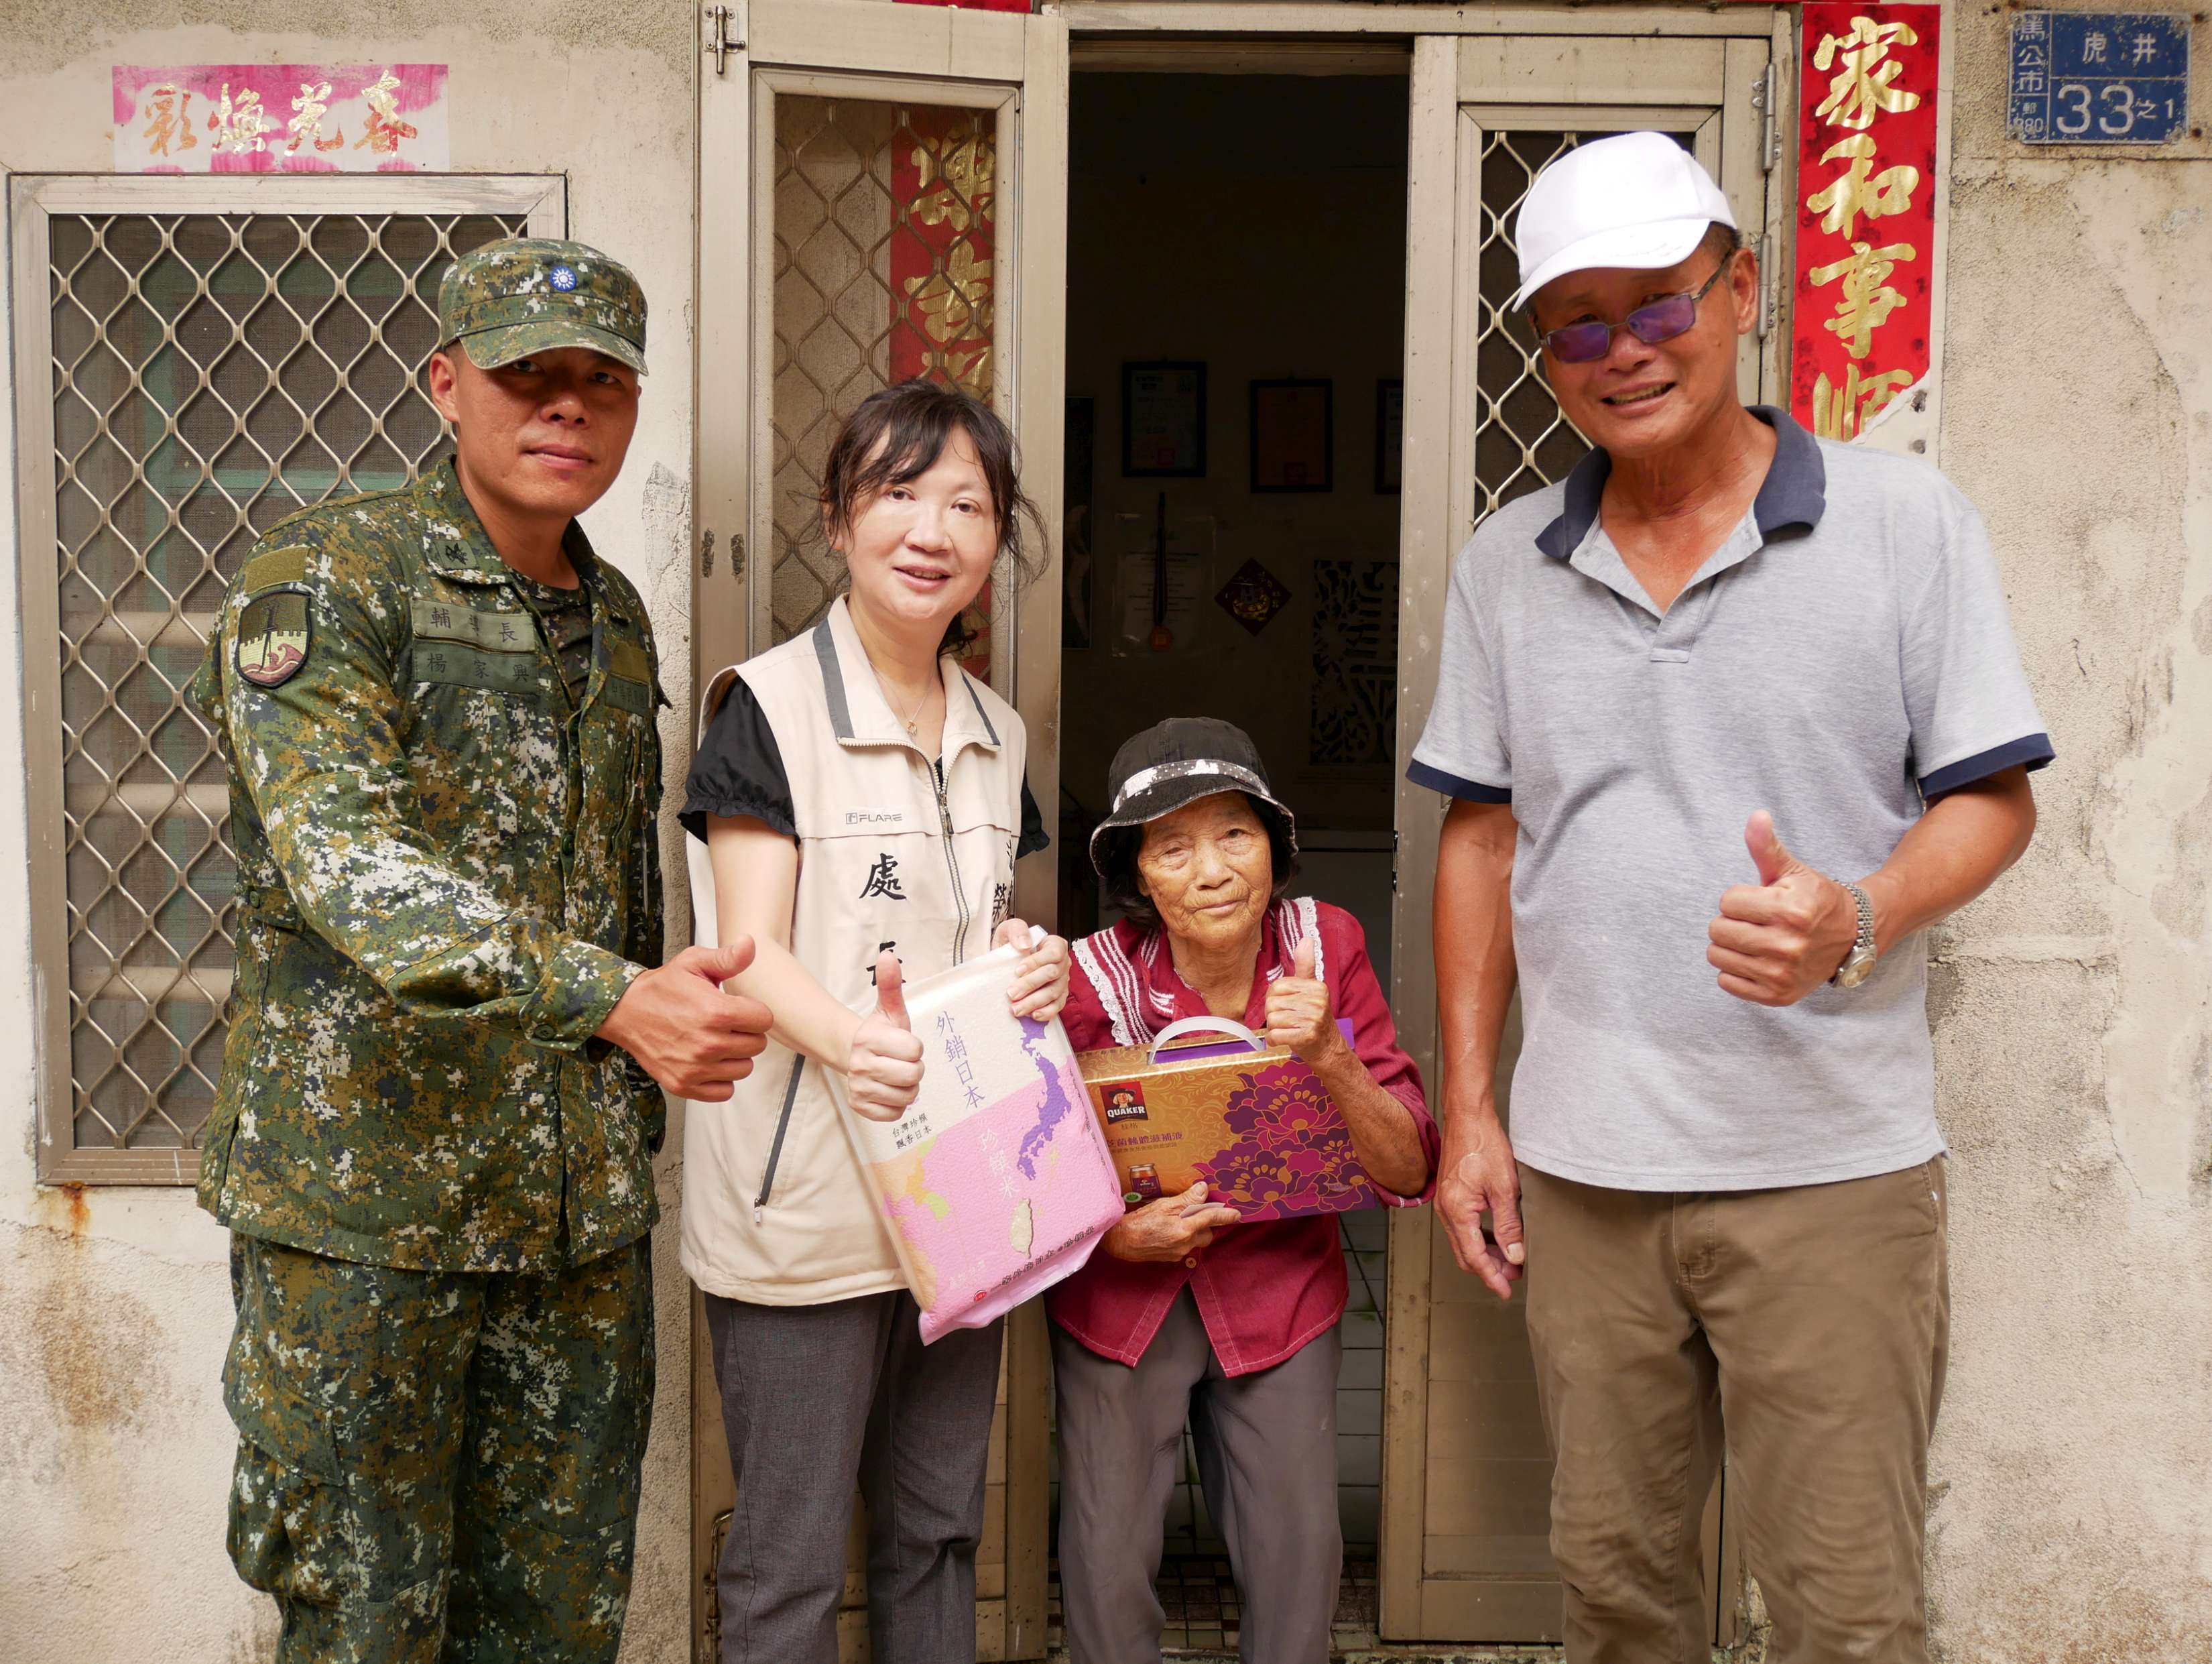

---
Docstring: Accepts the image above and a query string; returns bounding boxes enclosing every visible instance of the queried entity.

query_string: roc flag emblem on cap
[436,237,648,375]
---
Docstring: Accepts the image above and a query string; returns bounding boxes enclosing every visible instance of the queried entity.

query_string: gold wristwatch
[1831,880,1878,989]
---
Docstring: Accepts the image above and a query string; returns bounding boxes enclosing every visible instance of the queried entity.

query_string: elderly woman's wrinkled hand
[998,917,1073,1022]
[1103,1182,1242,1263]
[1262,938,1347,1065]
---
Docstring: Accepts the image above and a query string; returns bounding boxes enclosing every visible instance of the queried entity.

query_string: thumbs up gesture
[847,949,926,1121]
[1707,811,1862,1007]
[1264,936,1347,1065]
[595,936,774,1102]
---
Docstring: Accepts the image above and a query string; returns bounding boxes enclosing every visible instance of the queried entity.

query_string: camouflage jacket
[191,459,668,1272]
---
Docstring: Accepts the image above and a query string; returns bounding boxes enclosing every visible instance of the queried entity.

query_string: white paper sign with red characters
[113,64,448,173]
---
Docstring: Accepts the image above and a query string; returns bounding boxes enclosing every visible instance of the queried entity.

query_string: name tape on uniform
[412,596,541,654]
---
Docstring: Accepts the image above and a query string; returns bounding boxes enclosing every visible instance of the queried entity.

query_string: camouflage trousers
[222,1232,656,1663]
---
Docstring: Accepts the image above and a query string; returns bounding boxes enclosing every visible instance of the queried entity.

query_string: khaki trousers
[1519,1159,1949,1664]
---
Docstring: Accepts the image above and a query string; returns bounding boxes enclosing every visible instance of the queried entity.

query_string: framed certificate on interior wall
[1122,361,1207,478]
[1250,377,1332,493]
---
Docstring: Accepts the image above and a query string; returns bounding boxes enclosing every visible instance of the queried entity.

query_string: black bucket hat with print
[1087,717,1300,879]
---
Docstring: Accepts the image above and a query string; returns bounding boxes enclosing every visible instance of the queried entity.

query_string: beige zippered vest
[681,597,1031,1305]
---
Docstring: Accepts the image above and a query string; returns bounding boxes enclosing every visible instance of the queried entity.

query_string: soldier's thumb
[874,952,910,1030]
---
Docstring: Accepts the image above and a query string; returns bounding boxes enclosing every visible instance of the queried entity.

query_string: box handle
[1146,1015,1265,1063]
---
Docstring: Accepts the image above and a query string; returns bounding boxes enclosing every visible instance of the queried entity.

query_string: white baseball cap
[1512,131,1736,310]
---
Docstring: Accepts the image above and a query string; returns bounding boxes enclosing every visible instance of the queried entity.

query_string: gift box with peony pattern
[1076,1018,1379,1222]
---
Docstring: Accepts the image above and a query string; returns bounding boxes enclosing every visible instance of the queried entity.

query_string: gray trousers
[1051,1291,1345,1664]
[702,1290,1003,1664]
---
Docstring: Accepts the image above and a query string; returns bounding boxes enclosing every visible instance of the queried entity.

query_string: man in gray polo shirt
[1412,133,2047,1663]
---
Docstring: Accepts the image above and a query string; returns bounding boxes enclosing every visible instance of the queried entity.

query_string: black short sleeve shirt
[681,678,1050,857]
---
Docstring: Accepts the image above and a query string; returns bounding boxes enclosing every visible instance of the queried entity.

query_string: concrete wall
[0,6,701,1661]
[1922,4,2212,1654]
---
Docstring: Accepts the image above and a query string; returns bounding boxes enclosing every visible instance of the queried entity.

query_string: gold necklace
[877,667,936,736]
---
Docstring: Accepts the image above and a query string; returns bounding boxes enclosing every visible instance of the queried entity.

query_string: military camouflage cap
[437,237,648,375]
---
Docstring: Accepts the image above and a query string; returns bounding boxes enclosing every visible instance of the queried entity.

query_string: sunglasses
[1534,262,1733,364]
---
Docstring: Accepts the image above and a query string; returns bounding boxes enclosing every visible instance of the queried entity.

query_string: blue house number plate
[2010,12,2191,143]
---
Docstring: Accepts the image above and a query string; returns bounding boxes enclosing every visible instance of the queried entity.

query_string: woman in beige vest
[678,381,1068,1664]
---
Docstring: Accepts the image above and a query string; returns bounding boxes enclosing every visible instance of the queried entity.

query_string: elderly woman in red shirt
[1050,717,1438,1664]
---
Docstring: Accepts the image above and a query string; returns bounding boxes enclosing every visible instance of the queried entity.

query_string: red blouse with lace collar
[1046,898,1436,1376]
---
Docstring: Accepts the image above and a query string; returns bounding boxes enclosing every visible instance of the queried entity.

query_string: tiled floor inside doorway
[1043,1557,1569,1663]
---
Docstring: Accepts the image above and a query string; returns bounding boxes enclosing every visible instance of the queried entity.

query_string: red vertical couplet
[887,109,997,396]
[889,108,1001,676]
[1789,3,1942,442]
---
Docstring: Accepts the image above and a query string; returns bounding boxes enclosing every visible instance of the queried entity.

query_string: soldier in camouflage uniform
[192,238,772,1663]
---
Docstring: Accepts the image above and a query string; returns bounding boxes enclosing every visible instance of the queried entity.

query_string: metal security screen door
[1383,19,1787,1644]
[692,4,1068,1655]
[11,174,562,1185]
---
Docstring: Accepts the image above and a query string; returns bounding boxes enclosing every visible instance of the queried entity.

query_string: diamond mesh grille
[769,97,997,645]
[1473,129,1696,522]
[43,210,525,1160]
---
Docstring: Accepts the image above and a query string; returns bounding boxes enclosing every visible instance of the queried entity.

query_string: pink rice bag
[831,932,1126,1343]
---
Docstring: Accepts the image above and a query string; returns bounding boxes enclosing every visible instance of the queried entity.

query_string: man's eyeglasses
[1534,262,1733,365]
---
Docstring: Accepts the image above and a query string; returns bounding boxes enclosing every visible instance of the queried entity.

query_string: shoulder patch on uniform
[239,546,310,593]
[237,590,311,689]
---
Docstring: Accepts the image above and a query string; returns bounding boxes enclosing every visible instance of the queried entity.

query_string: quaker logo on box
[1102,1082,1150,1124]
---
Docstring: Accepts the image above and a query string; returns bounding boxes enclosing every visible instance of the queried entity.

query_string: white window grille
[11,175,563,1183]
[1473,129,1698,521]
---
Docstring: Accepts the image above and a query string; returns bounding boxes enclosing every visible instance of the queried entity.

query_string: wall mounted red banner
[888,109,1000,674]
[1790,2,1941,441]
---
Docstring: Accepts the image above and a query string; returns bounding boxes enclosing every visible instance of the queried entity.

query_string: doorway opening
[1052,64,1410,1654]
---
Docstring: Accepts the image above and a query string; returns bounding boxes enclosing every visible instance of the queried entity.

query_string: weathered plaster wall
[6,1,2212,1661]
[0,5,702,1660]
[1926,3,2212,1657]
